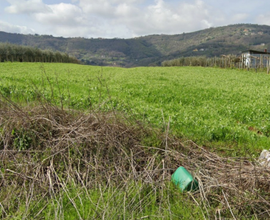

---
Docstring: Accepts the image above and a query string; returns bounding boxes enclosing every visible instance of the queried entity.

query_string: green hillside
[1,24,270,66]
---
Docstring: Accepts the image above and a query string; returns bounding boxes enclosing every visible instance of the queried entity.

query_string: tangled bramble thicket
[1,97,270,219]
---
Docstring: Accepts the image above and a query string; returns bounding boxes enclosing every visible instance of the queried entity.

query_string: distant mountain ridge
[1,24,270,67]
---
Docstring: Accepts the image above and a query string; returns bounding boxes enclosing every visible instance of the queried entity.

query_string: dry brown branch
[0,99,270,218]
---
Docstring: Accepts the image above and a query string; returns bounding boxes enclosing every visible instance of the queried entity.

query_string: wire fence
[162,54,270,73]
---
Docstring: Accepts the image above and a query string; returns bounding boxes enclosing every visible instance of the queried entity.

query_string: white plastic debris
[258,149,270,167]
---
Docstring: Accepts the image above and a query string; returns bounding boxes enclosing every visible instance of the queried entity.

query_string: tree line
[0,43,79,64]
[162,55,241,68]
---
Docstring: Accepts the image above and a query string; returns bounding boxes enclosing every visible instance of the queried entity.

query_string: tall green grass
[1,62,270,155]
[8,183,204,219]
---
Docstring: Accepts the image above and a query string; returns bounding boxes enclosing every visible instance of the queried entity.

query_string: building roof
[242,49,270,55]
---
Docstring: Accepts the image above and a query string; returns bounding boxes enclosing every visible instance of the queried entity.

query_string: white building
[242,49,270,68]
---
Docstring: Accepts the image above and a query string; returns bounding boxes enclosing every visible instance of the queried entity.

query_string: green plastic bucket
[171,166,199,192]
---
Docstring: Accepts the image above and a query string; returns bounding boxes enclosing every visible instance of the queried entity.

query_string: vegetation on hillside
[0,43,79,63]
[1,24,270,66]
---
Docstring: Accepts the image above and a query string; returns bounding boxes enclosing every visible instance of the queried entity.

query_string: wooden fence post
[266,56,270,74]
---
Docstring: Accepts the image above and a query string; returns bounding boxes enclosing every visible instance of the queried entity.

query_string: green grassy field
[1,62,270,155]
[2,62,270,219]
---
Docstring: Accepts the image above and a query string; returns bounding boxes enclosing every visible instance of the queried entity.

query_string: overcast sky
[0,0,270,39]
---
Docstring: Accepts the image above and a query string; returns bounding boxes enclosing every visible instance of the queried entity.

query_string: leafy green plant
[11,128,32,151]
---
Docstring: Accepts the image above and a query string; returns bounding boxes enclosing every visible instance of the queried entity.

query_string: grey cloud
[256,13,270,26]
[76,0,214,37]
[0,20,35,34]
[5,0,52,14]
[112,0,215,36]
[3,0,270,39]
[34,3,84,26]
